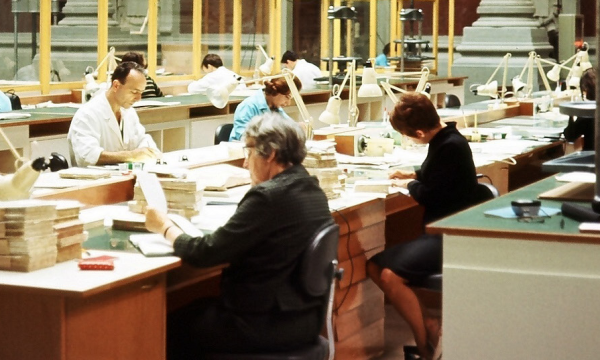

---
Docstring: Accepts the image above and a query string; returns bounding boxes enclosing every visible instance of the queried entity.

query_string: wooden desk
[427,176,600,360]
[0,251,180,360]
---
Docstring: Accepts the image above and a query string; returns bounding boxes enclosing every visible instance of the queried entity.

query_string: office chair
[205,222,342,360]
[444,94,461,108]
[214,123,234,145]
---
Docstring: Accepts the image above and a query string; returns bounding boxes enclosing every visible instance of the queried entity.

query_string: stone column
[452,0,553,104]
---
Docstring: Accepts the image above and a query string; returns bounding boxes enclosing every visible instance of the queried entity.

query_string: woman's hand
[389,169,416,180]
[145,206,173,235]
[391,178,414,188]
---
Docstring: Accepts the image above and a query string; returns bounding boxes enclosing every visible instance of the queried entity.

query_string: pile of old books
[129,177,205,219]
[303,142,343,200]
[54,201,87,263]
[0,200,58,272]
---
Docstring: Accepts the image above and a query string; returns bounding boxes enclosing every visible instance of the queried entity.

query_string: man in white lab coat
[187,54,243,94]
[280,51,322,90]
[68,61,161,167]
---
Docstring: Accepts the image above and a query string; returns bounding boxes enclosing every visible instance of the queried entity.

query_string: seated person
[375,43,391,67]
[229,75,302,141]
[121,51,163,98]
[188,54,242,94]
[145,113,334,359]
[367,93,478,360]
[281,50,322,90]
[68,61,161,167]
[563,67,596,150]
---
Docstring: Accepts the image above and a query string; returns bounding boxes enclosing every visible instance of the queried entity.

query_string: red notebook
[78,255,116,270]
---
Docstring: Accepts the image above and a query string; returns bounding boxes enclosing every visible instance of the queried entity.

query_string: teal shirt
[230,90,291,141]
[375,53,389,67]
[0,92,12,112]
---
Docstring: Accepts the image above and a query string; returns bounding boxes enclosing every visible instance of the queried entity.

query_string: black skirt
[369,234,442,285]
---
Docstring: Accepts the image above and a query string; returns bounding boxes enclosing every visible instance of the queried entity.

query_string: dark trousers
[167,297,323,360]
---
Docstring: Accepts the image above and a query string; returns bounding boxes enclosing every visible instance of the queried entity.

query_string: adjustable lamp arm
[534,56,553,92]
[536,56,573,72]
[500,53,511,102]
[415,67,430,93]
[348,60,359,127]
[484,53,512,86]
[95,46,121,76]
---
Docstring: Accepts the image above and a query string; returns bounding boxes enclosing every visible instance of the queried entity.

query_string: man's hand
[391,178,413,188]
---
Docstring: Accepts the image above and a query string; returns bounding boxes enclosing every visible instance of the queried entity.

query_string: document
[129,233,174,257]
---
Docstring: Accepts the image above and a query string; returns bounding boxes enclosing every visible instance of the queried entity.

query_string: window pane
[159,0,195,76]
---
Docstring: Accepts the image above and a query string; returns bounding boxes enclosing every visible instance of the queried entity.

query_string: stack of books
[0,200,58,272]
[53,201,87,262]
[303,145,343,200]
[129,178,205,219]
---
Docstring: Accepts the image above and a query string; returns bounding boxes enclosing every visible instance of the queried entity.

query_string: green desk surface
[83,226,141,254]
[428,175,600,244]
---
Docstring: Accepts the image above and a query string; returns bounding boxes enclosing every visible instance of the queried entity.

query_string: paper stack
[130,178,205,218]
[303,143,343,200]
[0,200,58,272]
[53,201,88,262]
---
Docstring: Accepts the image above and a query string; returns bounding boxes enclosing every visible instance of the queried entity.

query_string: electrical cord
[330,207,354,313]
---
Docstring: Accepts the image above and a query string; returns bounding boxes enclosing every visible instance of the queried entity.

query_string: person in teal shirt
[0,92,12,112]
[375,43,391,67]
[229,75,302,141]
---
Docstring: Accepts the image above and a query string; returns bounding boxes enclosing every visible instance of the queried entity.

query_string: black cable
[476,173,493,186]
[330,207,354,313]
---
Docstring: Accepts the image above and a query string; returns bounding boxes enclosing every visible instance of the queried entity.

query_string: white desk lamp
[578,42,592,72]
[470,53,511,105]
[357,59,383,97]
[511,51,553,98]
[318,59,366,126]
[207,70,314,138]
[0,128,45,201]
[254,45,274,77]
[380,67,432,103]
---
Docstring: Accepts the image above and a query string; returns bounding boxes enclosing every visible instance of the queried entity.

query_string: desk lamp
[357,60,383,98]
[380,67,432,103]
[0,128,67,201]
[254,44,274,77]
[318,60,360,126]
[511,51,553,99]
[207,70,314,139]
[470,53,511,106]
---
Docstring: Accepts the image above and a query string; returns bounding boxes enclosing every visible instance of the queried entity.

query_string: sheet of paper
[168,213,204,237]
[0,112,31,120]
[136,172,167,213]
[133,100,181,107]
[555,172,596,183]
[129,233,174,256]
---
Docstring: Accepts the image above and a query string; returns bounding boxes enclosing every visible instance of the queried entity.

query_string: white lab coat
[292,59,322,90]
[187,67,243,94]
[67,91,158,167]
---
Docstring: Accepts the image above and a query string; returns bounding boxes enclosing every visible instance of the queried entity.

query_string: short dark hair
[121,52,147,69]
[281,50,299,64]
[264,74,303,96]
[580,67,596,101]
[383,43,390,56]
[202,54,223,69]
[244,112,307,166]
[390,93,440,138]
[111,61,145,84]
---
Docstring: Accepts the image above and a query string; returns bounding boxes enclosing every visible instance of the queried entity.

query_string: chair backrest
[214,123,234,145]
[444,94,461,108]
[472,182,499,205]
[299,222,340,297]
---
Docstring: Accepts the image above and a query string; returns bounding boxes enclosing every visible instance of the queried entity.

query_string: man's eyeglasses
[243,146,255,159]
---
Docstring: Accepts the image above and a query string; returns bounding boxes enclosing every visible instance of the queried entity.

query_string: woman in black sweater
[563,67,596,150]
[368,93,478,360]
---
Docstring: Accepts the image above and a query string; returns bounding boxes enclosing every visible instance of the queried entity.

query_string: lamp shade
[546,65,561,82]
[512,76,527,93]
[207,76,241,109]
[476,81,498,98]
[259,57,274,75]
[568,75,581,89]
[319,96,342,124]
[358,61,382,97]
[579,48,592,71]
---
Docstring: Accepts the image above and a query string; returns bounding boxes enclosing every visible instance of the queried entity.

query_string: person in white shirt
[187,54,242,94]
[280,51,322,90]
[68,61,161,167]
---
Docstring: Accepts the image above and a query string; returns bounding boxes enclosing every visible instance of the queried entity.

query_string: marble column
[452,0,553,104]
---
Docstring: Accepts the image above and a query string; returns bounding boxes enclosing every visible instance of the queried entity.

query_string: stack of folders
[129,178,205,219]
[53,201,88,262]
[303,145,343,200]
[0,200,58,272]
